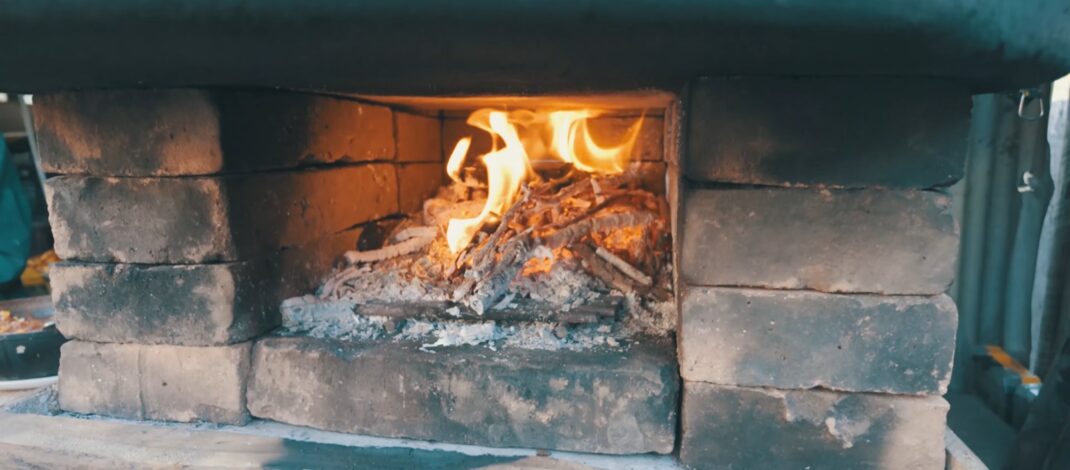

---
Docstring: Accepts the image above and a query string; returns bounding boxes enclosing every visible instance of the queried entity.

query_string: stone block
[396,112,443,162]
[248,336,678,454]
[686,77,969,188]
[50,230,358,346]
[139,343,250,424]
[680,382,948,469]
[58,341,251,424]
[681,188,958,294]
[46,164,396,263]
[679,288,957,394]
[34,90,395,176]
[397,163,444,213]
[57,341,141,419]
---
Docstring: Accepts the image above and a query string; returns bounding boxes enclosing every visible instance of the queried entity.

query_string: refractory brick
[58,341,251,425]
[679,287,957,394]
[46,164,397,263]
[34,89,395,176]
[686,77,969,188]
[50,229,359,346]
[247,336,679,454]
[681,188,958,295]
[680,382,948,469]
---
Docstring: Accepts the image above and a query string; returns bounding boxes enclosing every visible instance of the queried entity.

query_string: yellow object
[985,345,1041,385]
[19,250,61,287]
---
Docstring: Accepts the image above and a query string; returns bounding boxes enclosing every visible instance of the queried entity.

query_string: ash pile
[281,109,675,351]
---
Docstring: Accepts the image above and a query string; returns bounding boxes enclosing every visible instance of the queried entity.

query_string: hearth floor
[246,334,680,455]
[0,394,681,469]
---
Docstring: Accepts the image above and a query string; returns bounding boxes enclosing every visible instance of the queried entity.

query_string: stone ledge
[34,90,396,176]
[58,341,251,425]
[680,382,948,469]
[681,188,958,295]
[679,287,957,394]
[686,77,969,188]
[247,336,678,454]
[51,229,358,346]
[0,409,682,469]
[45,164,397,263]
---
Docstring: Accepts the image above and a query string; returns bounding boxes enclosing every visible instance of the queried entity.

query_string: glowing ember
[445,109,643,253]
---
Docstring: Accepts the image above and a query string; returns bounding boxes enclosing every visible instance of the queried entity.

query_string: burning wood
[595,246,652,286]
[303,107,674,346]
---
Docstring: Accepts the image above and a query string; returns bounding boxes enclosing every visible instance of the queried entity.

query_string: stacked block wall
[676,77,969,469]
[39,90,442,423]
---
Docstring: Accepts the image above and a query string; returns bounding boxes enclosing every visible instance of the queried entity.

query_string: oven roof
[1,0,1068,94]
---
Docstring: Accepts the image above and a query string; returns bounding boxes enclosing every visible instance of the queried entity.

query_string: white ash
[397,319,436,340]
[3,384,59,415]
[419,322,504,350]
[278,297,639,351]
[281,296,386,341]
[511,259,604,310]
[326,267,452,304]
[621,293,677,335]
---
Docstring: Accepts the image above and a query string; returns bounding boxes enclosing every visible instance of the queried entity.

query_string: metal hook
[1018,171,1036,193]
[1018,89,1046,121]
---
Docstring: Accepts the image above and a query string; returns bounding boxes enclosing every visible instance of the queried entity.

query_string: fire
[445,109,643,254]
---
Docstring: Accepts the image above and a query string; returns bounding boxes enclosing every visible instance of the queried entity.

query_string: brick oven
[1,2,1068,469]
[26,80,958,468]
[39,91,683,452]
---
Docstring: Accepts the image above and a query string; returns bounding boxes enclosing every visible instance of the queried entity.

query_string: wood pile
[318,165,671,320]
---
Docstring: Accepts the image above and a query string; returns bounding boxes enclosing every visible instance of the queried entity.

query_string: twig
[344,234,435,264]
[543,170,637,203]
[394,226,437,242]
[464,235,533,315]
[320,266,364,299]
[457,185,531,272]
[572,243,639,294]
[591,178,605,205]
[540,211,656,248]
[595,247,653,286]
[453,225,534,302]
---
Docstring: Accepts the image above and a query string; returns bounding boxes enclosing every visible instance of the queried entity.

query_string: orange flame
[445,108,643,254]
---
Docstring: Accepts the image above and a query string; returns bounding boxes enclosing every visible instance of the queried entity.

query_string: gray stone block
[679,288,957,394]
[57,341,141,419]
[680,382,948,469]
[58,341,251,424]
[139,343,251,424]
[681,188,958,294]
[686,77,969,188]
[50,230,359,346]
[247,336,678,454]
[34,90,395,176]
[45,164,397,263]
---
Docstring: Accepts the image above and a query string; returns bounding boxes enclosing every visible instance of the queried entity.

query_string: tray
[0,296,65,382]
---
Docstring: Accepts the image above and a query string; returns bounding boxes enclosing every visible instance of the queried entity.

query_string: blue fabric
[0,137,31,285]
